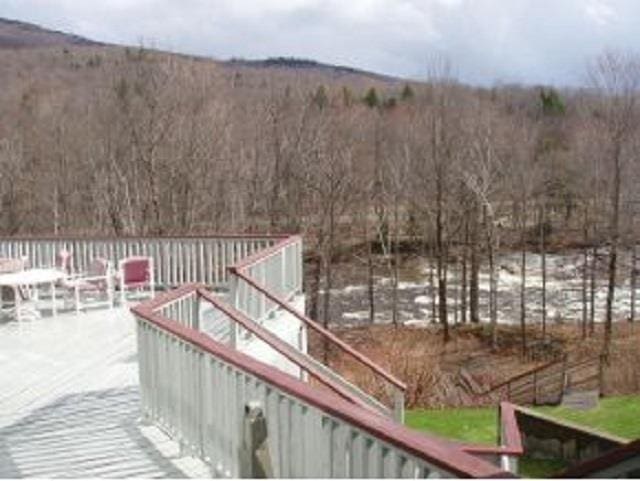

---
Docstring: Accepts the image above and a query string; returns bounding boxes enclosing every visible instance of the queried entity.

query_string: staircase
[468,354,604,407]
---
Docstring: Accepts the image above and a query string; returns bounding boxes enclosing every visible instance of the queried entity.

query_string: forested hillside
[0,17,100,48]
[1,19,639,360]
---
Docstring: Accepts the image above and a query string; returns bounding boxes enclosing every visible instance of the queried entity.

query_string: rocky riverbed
[318,249,638,328]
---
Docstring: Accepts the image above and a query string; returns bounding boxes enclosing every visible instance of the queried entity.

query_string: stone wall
[514,406,626,465]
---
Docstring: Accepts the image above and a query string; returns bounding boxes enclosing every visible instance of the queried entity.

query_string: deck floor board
[0,307,210,478]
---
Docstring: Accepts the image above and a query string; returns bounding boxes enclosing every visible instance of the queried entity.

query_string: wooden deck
[0,307,210,478]
[0,234,511,478]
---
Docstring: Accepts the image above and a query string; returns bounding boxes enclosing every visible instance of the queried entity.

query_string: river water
[322,249,638,328]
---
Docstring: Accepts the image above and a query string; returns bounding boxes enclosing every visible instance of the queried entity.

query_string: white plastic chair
[64,258,114,314]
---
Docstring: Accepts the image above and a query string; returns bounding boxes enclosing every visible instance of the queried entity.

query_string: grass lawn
[405,395,640,445]
[534,394,640,440]
[404,406,566,477]
[406,395,640,478]
[405,406,497,445]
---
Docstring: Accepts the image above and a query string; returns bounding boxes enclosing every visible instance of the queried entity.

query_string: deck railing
[1,233,518,476]
[497,402,524,473]
[0,235,280,288]
[231,266,406,421]
[153,286,201,330]
[133,286,507,478]
[480,354,604,406]
[228,235,406,422]
[144,285,392,417]
[229,235,303,322]
[0,233,403,420]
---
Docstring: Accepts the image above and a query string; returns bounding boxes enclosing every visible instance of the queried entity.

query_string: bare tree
[460,99,507,350]
[587,50,640,356]
[511,120,540,354]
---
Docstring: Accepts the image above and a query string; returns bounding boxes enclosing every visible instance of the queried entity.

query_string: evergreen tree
[401,83,414,100]
[540,88,565,115]
[312,85,329,109]
[363,87,379,108]
[342,86,353,107]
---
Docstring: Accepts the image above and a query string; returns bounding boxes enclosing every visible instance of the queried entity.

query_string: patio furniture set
[0,250,155,322]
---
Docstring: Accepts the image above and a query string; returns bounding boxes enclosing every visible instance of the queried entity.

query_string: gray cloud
[1,0,638,86]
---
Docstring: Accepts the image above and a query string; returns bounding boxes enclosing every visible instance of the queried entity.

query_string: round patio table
[0,268,65,322]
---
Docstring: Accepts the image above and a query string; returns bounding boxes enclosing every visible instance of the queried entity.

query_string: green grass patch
[405,406,497,445]
[406,396,640,478]
[534,395,640,440]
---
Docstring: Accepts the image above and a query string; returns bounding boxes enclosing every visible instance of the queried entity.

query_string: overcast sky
[1,0,637,86]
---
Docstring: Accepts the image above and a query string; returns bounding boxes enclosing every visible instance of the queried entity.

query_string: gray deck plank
[0,307,209,478]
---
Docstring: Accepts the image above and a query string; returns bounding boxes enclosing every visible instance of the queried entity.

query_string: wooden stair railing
[470,354,604,406]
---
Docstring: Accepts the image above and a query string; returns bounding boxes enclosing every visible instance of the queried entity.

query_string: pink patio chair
[63,258,114,314]
[117,256,155,304]
[52,248,76,303]
[55,249,74,276]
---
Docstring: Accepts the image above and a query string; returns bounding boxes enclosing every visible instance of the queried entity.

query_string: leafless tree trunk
[392,192,400,327]
[365,211,375,324]
[631,243,637,323]
[429,241,437,322]
[484,205,498,350]
[322,200,335,330]
[604,140,622,356]
[469,203,481,323]
[520,198,528,355]
[460,217,469,323]
[582,211,589,339]
[436,160,449,342]
[587,50,639,358]
[590,245,597,336]
[539,202,548,339]
[308,250,322,321]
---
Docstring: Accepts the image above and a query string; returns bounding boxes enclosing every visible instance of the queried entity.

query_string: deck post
[393,388,405,424]
[241,401,273,478]
[598,354,605,396]
[229,275,238,348]
[192,292,200,331]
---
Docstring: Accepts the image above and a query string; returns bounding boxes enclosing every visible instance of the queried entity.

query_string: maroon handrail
[459,403,524,459]
[499,402,524,454]
[231,234,302,271]
[196,287,381,412]
[140,283,371,409]
[230,266,407,391]
[484,357,564,394]
[131,287,508,478]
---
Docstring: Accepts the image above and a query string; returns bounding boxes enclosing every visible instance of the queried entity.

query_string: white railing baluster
[383,447,398,478]
[0,235,484,478]
[0,236,281,289]
[132,309,490,479]
[368,439,382,477]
